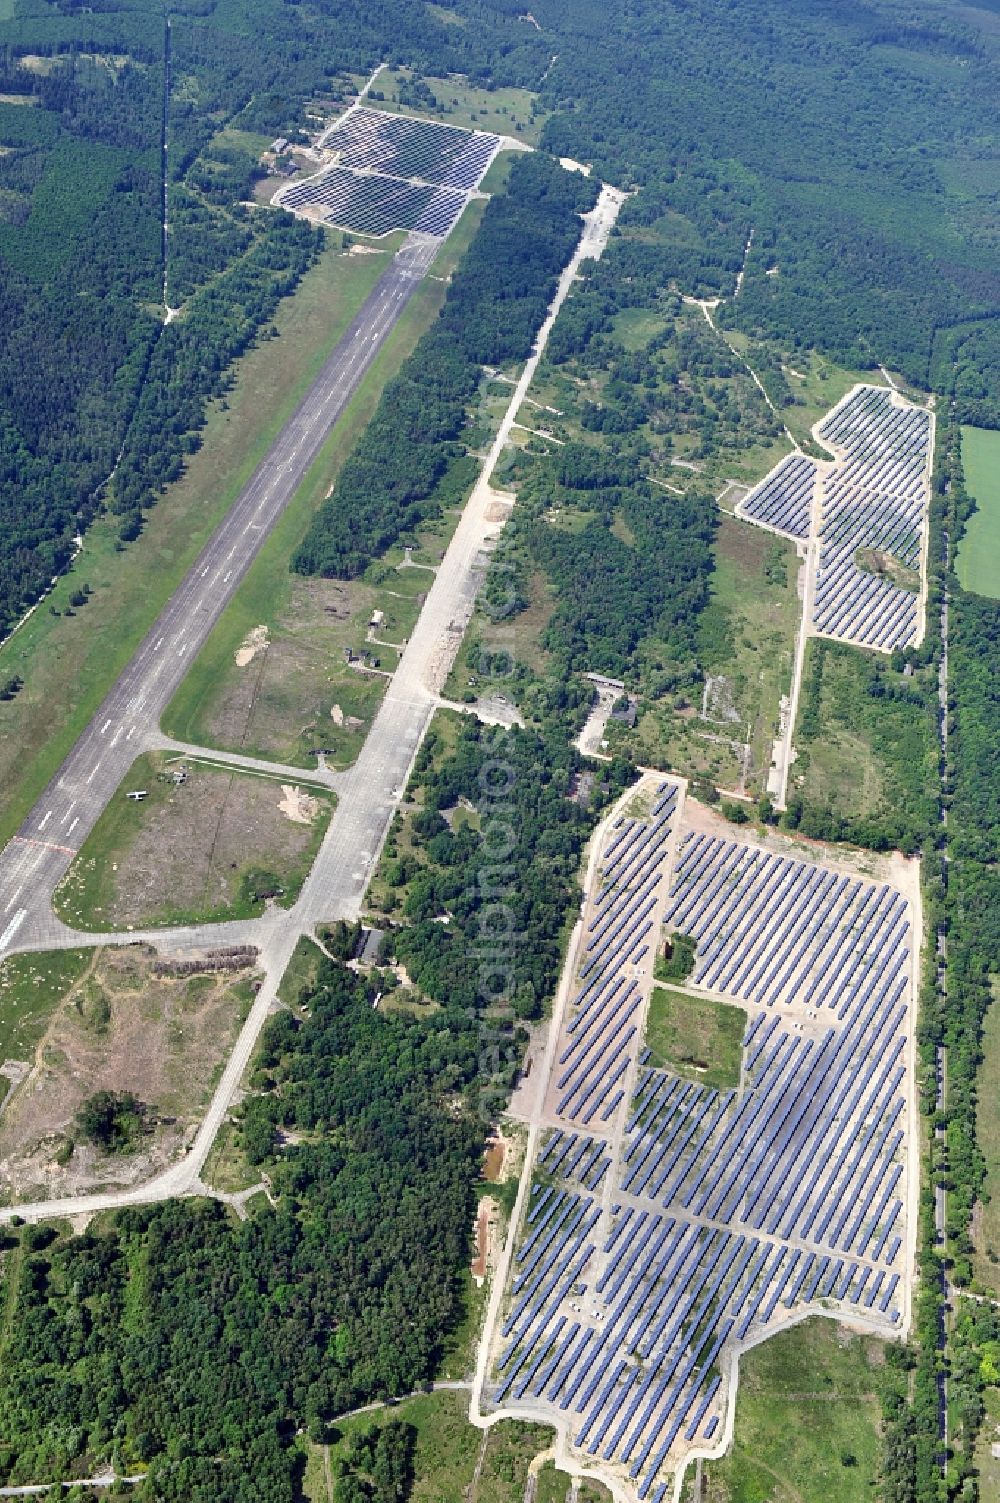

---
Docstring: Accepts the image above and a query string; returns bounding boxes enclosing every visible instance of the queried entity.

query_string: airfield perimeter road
[0,230,442,958]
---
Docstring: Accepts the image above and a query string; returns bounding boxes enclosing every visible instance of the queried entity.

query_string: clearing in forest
[0,944,256,1203]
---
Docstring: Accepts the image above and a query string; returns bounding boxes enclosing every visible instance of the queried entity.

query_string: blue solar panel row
[813,385,931,651]
[488,814,910,1494]
[555,784,678,1128]
[737,452,817,539]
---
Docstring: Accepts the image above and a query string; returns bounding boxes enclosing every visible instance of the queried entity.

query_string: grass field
[687,1318,886,1503]
[0,238,395,852]
[790,638,936,844]
[973,979,1000,1290]
[957,425,1000,599]
[973,1384,1000,1499]
[301,1391,569,1503]
[210,126,273,157]
[643,985,745,1089]
[0,948,92,1061]
[52,753,333,932]
[624,518,801,794]
[277,934,329,1009]
[163,199,489,764]
[373,67,545,145]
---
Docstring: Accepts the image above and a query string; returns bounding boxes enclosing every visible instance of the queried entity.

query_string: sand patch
[278,784,320,825]
[471,1195,500,1284]
[235,624,269,667]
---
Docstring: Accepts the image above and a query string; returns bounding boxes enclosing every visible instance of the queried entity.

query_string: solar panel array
[280,168,467,237]
[324,108,501,188]
[737,453,817,540]
[281,108,502,239]
[813,386,930,650]
[490,814,911,1495]
[554,783,678,1129]
[734,386,931,653]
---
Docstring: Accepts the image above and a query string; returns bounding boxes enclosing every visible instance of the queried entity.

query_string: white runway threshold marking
[0,908,27,955]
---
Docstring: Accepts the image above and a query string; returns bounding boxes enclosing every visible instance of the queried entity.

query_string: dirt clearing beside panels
[0,945,256,1204]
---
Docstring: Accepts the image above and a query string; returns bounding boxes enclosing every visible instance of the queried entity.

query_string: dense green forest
[0,960,487,1499]
[370,714,631,1029]
[292,154,597,580]
[0,1,999,1499]
[904,422,1000,1496]
[492,0,1000,387]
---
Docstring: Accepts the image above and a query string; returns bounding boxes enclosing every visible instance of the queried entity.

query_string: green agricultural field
[0,947,92,1062]
[957,425,1000,599]
[643,985,745,1090]
[688,1319,887,1503]
[52,753,334,932]
[0,239,395,851]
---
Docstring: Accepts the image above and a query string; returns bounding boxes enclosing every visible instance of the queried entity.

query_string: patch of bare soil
[471,1195,500,1284]
[681,795,903,885]
[278,784,321,825]
[235,623,269,667]
[0,947,256,1203]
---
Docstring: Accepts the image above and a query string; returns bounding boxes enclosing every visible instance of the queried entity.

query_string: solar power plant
[734,385,931,652]
[812,386,931,651]
[280,168,467,237]
[488,803,913,1498]
[324,107,502,189]
[280,108,503,239]
[736,452,818,540]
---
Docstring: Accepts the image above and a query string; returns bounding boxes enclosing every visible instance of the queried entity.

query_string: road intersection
[0,183,625,1225]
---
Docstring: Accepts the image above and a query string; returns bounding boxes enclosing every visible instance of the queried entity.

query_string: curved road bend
[0,231,441,958]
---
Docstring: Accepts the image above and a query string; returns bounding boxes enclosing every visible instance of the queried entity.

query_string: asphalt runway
[0,231,440,957]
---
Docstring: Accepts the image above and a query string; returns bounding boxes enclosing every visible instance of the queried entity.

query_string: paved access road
[0,186,625,1227]
[0,232,440,958]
